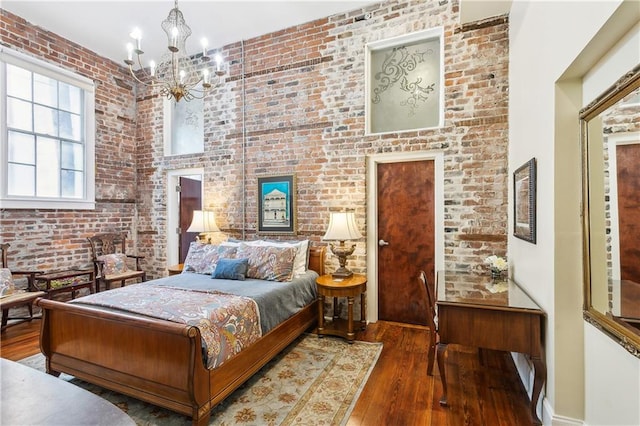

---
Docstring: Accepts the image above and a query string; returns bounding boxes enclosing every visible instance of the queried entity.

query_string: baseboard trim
[510,352,584,426]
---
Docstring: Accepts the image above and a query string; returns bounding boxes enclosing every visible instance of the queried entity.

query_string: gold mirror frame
[581,64,640,358]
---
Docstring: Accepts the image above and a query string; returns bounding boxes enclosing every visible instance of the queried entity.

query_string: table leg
[1,309,8,330]
[360,292,366,330]
[530,355,546,425]
[437,342,448,406]
[333,297,339,320]
[317,295,325,336]
[347,296,354,343]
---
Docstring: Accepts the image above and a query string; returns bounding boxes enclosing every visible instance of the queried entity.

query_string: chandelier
[124,0,225,102]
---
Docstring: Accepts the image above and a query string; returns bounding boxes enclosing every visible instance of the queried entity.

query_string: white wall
[581,18,640,426]
[508,0,640,424]
[584,323,640,425]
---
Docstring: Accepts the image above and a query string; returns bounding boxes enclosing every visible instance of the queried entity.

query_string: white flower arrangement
[486,281,509,293]
[484,255,508,272]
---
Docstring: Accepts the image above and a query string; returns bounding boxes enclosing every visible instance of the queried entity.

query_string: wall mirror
[581,64,640,358]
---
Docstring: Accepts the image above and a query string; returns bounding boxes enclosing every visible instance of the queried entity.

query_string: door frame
[606,132,639,282]
[366,151,445,323]
[166,168,204,267]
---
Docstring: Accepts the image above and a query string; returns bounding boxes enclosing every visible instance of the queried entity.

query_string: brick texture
[0,9,139,271]
[1,0,509,277]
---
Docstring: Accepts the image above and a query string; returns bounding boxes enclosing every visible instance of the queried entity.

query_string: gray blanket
[130,270,318,334]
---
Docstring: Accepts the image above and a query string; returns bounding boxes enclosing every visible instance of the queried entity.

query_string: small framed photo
[513,158,537,244]
[257,174,296,234]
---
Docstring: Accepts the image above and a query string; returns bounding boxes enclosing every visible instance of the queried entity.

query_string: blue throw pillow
[212,258,249,281]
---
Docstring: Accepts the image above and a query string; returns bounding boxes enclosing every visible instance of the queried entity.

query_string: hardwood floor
[1,319,536,425]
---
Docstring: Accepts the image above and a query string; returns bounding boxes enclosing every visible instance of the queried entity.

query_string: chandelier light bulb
[126,43,134,61]
[130,28,142,52]
[215,54,224,75]
[202,68,210,86]
[169,27,179,51]
[201,38,208,58]
[149,60,156,77]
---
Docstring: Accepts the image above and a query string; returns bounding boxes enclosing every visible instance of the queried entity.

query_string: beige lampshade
[322,211,362,241]
[187,210,220,233]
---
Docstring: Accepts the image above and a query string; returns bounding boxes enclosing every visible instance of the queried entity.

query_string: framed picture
[365,27,444,134]
[513,158,537,243]
[257,174,296,234]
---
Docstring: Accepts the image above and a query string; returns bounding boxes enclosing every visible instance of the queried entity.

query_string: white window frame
[0,47,95,210]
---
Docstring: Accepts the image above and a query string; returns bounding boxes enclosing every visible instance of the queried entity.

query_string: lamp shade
[322,211,363,241]
[186,210,220,233]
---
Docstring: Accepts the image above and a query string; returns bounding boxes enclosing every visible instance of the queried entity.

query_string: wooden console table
[435,270,546,425]
[34,269,95,299]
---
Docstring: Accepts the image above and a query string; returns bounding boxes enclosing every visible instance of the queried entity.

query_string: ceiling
[2,1,510,68]
[2,1,380,65]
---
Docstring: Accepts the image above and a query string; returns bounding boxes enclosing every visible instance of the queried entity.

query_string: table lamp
[322,211,363,279]
[186,210,220,243]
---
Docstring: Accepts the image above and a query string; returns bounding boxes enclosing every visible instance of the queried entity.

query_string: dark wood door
[377,160,435,325]
[616,143,640,282]
[179,177,201,263]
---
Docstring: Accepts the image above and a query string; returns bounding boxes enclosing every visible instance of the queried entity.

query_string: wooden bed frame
[37,246,325,426]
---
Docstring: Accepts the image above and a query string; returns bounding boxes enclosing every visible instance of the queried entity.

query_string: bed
[36,243,325,426]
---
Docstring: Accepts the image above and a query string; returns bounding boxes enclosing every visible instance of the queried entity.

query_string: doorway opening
[366,151,444,324]
[167,168,204,266]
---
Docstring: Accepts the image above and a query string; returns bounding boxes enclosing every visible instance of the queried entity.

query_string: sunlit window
[1,48,95,209]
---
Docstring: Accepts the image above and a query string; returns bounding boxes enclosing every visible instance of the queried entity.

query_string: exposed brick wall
[135,0,509,274]
[1,0,509,278]
[0,9,140,272]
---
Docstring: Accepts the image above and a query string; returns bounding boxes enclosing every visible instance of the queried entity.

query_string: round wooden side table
[167,264,184,276]
[316,273,367,343]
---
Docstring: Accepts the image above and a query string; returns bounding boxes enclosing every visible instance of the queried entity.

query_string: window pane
[33,73,58,107]
[2,52,93,208]
[6,64,32,100]
[36,137,60,197]
[8,163,35,196]
[59,111,81,141]
[61,141,83,170]
[8,131,35,164]
[61,170,83,198]
[59,82,82,113]
[171,96,204,154]
[33,104,58,136]
[7,97,32,131]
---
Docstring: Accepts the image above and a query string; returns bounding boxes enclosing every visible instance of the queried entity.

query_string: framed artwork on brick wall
[257,174,296,234]
[513,158,537,243]
[365,28,444,135]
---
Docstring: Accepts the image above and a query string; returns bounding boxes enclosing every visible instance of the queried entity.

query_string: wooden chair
[87,232,146,292]
[0,243,46,331]
[419,270,438,376]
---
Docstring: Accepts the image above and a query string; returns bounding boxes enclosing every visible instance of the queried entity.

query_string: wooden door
[179,177,201,263]
[616,143,640,282]
[377,160,435,325]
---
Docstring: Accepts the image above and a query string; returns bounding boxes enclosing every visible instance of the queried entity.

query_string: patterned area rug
[19,334,382,425]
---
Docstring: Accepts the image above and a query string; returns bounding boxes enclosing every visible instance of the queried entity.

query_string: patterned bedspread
[71,283,262,369]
